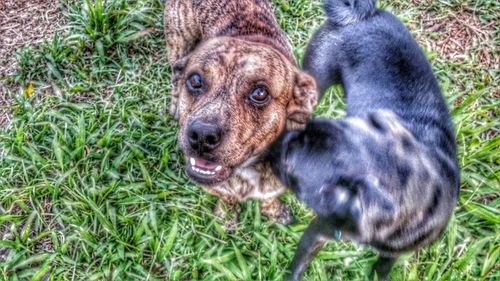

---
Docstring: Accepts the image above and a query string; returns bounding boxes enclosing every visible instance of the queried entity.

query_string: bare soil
[0,0,64,128]
[415,9,498,68]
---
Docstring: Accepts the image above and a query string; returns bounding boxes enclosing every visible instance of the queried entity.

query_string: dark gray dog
[267,0,460,280]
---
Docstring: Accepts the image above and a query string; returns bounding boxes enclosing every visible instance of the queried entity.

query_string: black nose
[188,120,223,152]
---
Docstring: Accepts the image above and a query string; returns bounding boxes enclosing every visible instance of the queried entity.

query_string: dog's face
[172,37,317,185]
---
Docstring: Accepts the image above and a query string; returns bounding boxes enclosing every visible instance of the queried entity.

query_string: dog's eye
[186,73,204,93]
[249,87,270,106]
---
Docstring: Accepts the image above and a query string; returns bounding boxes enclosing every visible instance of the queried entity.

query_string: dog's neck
[237,155,261,169]
[238,34,297,65]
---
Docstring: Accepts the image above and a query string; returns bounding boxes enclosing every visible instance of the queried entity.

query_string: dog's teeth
[215,166,222,171]
[191,164,217,176]
[190,157,196,165]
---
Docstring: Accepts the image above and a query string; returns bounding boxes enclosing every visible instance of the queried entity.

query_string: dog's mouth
[186,156,232,185]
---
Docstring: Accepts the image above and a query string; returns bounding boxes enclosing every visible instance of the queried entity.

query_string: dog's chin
[185,156,233,186]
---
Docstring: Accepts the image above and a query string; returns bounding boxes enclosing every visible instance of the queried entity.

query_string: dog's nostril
[206,135,215,145]
[205,134,220,146]
[189,131,199,142]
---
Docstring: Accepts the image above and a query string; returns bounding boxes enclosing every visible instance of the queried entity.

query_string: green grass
[0,0,498,280]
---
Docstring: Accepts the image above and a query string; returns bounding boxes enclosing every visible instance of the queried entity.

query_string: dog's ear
[286,71,319,130]
[171,55,190,90]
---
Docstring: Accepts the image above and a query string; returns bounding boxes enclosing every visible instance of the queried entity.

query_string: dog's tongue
[193,157,218,169]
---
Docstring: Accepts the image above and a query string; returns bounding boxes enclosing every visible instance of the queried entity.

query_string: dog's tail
[324,0,377,25]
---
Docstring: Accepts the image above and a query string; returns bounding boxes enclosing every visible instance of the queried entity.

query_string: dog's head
[171,37,318,185]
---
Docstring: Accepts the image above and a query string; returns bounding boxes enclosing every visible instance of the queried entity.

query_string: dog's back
[307,4,454,149]
[302,0,460,253]
[331,111,459,254]
[165,0,295,64]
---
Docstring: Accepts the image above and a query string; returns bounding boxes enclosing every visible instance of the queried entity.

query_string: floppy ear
[286,71,319,130]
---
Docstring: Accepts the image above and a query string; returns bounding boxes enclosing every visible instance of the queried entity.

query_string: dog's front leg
[369,255,397,281]
[287,217,337,281]
[213,198,241,231]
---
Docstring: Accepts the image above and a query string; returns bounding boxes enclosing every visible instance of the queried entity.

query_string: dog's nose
[188,120,223,152]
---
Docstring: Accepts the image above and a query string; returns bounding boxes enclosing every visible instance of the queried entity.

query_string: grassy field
[0,0,498,280]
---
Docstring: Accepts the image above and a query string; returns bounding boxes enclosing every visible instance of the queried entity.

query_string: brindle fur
[164,0,318,225]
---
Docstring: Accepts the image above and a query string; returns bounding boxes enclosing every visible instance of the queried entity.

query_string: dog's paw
[221,212,240,232]
[214,199,241,231]
[261,199,295,225]
[273,206,295,225]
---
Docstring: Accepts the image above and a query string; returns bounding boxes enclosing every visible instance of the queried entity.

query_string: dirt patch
[0,0,65,77]
[0,0,65,129]
[415,9,498,68]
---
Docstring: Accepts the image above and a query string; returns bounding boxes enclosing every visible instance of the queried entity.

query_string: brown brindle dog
[164,0,318,225]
